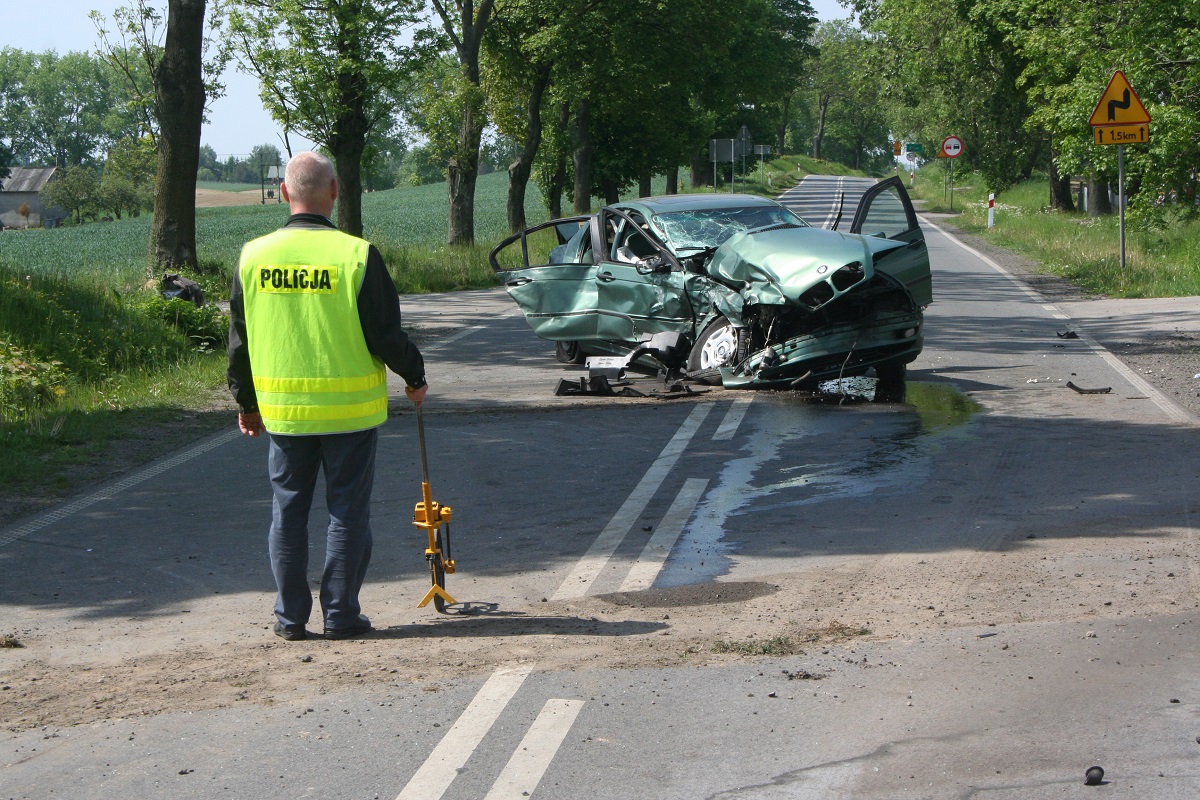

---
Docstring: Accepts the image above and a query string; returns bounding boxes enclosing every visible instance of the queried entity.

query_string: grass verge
[908,166,1200,298]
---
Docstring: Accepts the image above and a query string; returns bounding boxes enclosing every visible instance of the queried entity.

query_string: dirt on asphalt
[2,219,1198,734]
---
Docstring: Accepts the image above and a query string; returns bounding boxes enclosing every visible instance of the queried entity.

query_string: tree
[147,0,208,272]
[229,0,425,237]
[100,135,156,218]
[196,142,219,180]
[42,164,100,223]
[427,0,497,245]
[0,49,131,167]
[481,0,564,231]
[985,0,1200,219]
[853,0,1040,192]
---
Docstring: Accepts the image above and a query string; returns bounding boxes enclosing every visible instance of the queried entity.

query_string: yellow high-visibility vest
[239,227,387,435]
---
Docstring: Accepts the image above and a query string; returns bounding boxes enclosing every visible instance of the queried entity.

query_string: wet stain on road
[658,381,981,588]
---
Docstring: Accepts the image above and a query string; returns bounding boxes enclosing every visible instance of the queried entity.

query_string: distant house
[0,167,63,228]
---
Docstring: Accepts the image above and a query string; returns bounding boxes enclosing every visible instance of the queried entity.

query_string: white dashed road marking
[482,699,585,800]
[395,667,533,800]
[550,403,713,601]
[713,396,753,440]
[619,478,710,593]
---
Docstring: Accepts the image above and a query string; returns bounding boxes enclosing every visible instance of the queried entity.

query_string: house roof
[1,167,57,193]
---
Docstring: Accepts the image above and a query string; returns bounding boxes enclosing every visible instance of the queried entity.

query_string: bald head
[281,151,337,216]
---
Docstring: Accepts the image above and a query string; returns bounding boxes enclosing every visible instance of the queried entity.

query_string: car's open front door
[849,177,933,307]
[589,207,692,343]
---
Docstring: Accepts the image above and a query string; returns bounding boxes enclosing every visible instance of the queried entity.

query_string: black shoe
[324,615,373,640]
[273,621,307,641]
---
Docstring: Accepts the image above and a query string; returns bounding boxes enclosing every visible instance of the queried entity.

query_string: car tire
[687,318,738,385]
[873,360,907,402]
[555,341,587,364]
[873,360,907,385]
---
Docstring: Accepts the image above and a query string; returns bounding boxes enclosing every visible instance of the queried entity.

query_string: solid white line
[550,403,713,600]
[394,667,533,800]
[619,478,709,593]
[0,429,241,548]
[482,699,585,800]
[713,396,753,440]
[923,216,1194,425]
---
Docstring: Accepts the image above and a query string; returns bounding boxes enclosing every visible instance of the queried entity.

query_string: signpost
[938,135,964,211]
[754,144,772,185]
[1088,71,1151,269]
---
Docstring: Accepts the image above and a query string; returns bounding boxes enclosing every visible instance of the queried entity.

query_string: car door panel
[850,177,933,307]
[491,216,608,342]
[590,209,693,342]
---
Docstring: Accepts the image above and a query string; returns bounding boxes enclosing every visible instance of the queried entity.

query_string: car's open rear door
[488,215,606,341]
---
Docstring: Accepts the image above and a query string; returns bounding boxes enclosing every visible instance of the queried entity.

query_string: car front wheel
[687,318,738,385]
[555,341,587,364]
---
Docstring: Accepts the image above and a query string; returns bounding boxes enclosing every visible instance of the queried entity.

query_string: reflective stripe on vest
[239,228,387,435]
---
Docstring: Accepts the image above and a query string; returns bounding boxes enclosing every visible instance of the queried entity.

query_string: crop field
[0,171,552,288]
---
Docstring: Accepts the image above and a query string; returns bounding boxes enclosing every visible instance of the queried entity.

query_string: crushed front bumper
[719,312,923,389]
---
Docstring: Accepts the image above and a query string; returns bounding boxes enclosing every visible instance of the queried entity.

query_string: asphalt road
[2,179,1198,799]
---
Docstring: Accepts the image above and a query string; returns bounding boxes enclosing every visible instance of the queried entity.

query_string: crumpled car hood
[705,226,907,307]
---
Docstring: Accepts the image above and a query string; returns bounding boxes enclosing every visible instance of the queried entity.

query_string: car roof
[613,194,782,215]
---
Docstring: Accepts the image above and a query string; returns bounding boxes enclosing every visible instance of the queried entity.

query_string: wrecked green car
[489,177,932,388]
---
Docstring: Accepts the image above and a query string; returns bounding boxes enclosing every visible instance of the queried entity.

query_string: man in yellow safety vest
[228,151,428,641]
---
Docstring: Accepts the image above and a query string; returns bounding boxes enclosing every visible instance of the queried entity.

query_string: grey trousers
[266,427,378,630]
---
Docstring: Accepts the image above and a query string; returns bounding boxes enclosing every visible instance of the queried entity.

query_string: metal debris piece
[1066,381,1112,394]
[1084,766,1104,786]
[554,376,644,397]
[1057,330,1080,339]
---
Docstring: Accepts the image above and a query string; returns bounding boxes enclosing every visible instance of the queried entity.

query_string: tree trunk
[325,7,372,237]
[812,93,830,160]
[1088,175,1113,216]
[506,70,549,233]
[447,100,484,245]
[331,137,366,235]
[638,171,652,198]
[666,167,678,195]
[572,99,593,215]
[546,101,569,218]
[1048,155,1074,212]
[148,0,206,275]
[776,93,791,153]
[602,179,619,205]
[690,152,712,189]
[440,0,496,246]
[548,156,565,218]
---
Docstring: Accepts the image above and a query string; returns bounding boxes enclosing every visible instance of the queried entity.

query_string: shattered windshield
[652,206,808,253]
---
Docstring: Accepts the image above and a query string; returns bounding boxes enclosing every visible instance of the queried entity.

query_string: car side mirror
[636,255,671,274]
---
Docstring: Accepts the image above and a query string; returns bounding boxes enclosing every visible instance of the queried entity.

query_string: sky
[3,0,853,159]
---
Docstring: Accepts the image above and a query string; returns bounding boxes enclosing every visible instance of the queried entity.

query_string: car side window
[858,185,914,238]
[609,211,663,264]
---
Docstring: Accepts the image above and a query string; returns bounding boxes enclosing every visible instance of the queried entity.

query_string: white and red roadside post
[987,193,995,228]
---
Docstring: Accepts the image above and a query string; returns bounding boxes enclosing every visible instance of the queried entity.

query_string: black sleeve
[226,266,259,413]
[358,245,426,388]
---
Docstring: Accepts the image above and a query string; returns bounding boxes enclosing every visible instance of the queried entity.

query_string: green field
[1,171,545,289]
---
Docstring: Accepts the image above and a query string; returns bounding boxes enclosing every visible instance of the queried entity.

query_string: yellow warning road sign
[1094,124,1149,145]
[1089,71,1151,127]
